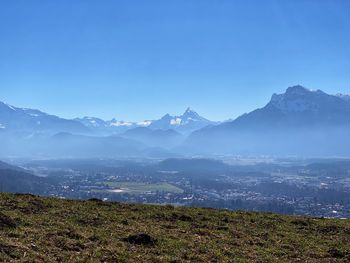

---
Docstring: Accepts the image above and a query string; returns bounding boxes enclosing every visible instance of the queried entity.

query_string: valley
[3,157,349,219]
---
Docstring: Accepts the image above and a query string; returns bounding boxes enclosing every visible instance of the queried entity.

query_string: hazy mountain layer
[2,85,350,157]
[121,127,184,148]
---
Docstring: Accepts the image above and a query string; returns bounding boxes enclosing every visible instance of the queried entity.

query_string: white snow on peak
[170,117,182,125]
[4,103,16,111]
[109,120,134,127]
[88,120,100,127]
[137,120,152,127]
[22,108,47,117]
[270,87,318,112]
[184,107,195,113]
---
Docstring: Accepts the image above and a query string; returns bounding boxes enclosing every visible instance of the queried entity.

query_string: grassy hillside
[0,193,349,262]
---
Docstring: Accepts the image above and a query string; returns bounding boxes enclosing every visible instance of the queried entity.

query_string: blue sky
[1,0,350,121]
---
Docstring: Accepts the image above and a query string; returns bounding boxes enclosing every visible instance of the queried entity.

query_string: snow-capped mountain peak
[181,107,208,122]
[108,119,134,127]
[0,101,51,118]
[148,108,215,134]
[75,117,107,128]
[74,116,154,135]
[269,85,332,113]
[0,101,88,135]
[285,85,312,95]
[170,117,182,125]
[0,101,17,112]
[152,108,206,127]
[137,120,153,127]
[184,107,196,115]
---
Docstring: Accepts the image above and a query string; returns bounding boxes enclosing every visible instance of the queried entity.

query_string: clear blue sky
[1,0,350,121]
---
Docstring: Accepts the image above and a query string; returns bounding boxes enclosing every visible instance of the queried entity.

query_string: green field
[1,193,350,262]
[106,182,184,194]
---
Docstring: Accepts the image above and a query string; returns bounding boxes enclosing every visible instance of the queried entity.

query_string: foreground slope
[0,193,350,262]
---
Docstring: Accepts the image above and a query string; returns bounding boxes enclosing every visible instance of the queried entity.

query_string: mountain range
[1,85,350,157]
[74,107,216,135]
[0,102,213,157]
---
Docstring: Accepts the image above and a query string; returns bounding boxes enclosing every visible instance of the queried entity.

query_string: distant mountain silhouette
[185,85,350,156]
[25,132,178,158]
[47,133,148,158]
[121,127,184,148]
